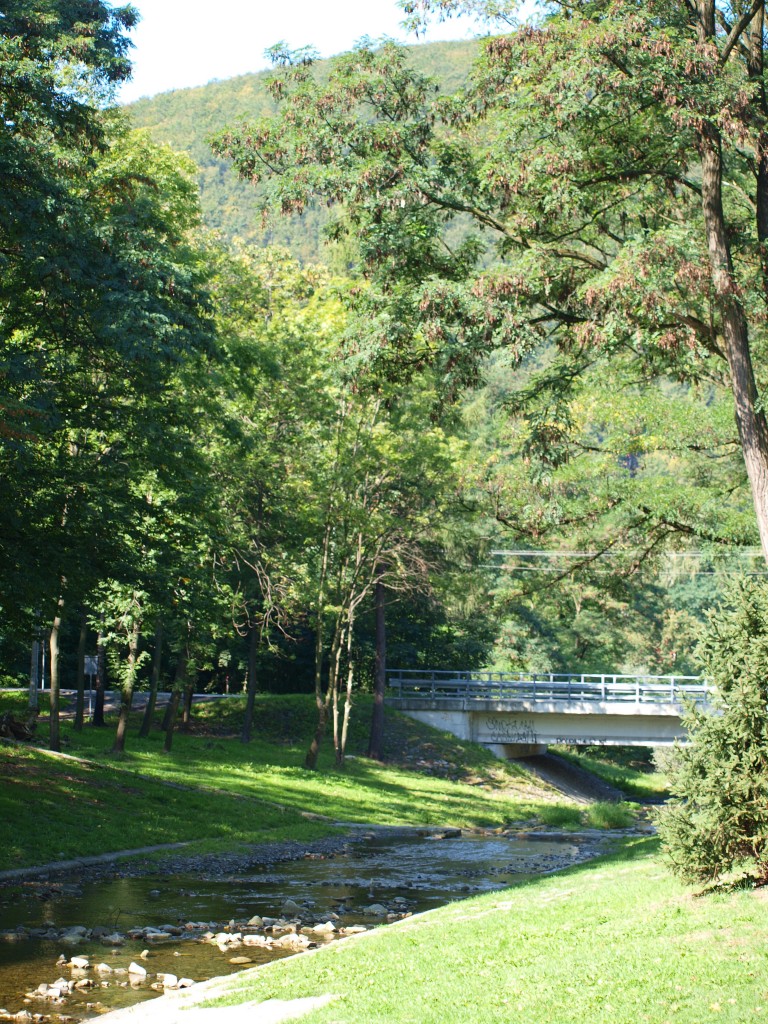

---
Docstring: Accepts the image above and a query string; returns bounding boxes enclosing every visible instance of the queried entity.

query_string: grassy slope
[206,840,768,1024]
[0,692,577,872]
[553,744,670,800]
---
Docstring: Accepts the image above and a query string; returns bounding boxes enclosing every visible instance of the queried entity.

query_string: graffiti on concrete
[483,715,539,745]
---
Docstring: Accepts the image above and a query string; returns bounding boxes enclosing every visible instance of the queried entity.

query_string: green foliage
[585,801,637,830]
[536,804,583,829]
[657,578,768,884]
[127,40,481,256]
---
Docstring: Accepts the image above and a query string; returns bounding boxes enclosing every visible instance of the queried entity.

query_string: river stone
[273,933,310,949]
[95,964,112,974]
[127,963,147,978]
[246,916,263,928]
[100,934,124,946]
[311,921,336,934]
[177,978,195,989]
[157,974,178,989]
[281,899,302,916]
[242,934,270,947]
[363,904,388,915]
[69,956,89,969]
[228,957,252,965]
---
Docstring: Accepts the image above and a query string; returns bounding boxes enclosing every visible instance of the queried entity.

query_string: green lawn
[204,839,768,1024]
[0,692,591,871]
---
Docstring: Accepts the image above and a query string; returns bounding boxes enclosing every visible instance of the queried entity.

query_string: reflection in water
[0,830,604,1020]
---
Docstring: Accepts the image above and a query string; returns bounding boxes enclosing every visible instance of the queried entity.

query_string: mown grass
[0,692,597,871]
[204,839,768,1024]
[0,743,334,870]
[553,743,670,800]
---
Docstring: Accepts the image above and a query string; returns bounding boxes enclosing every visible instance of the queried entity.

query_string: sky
[118,0,486,104]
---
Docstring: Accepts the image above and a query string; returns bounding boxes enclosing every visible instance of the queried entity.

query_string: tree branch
[721,0,763,63]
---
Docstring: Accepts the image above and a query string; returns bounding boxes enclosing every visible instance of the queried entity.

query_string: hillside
[126,39,481,261]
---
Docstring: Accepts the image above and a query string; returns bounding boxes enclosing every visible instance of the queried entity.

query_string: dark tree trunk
[111,616,141,754]
[164,651,187,753]
[367,575,387,760]
[92,623,106,726]
[138,619,163,739]
[241,625,259,743]
[181,682,194,732]
[74,609,87,733]
[28,637,40,714]
[163,688,182,753]
[305,701,328,771]
[48,593,64,753]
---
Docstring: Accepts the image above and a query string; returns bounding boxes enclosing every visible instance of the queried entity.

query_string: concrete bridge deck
[386,669,709,756]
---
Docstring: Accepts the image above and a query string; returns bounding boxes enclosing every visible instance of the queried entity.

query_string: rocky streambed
[0,825,631,1022]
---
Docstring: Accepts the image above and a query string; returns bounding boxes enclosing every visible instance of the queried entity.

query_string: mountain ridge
[126,38,481,260]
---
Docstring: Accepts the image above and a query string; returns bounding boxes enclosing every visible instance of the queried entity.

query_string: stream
[0,827,614,1022]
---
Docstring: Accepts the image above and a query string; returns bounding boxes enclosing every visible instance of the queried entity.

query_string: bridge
[386,669,710,758]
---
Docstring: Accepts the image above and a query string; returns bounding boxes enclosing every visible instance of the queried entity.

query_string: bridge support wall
[395,700,687,757]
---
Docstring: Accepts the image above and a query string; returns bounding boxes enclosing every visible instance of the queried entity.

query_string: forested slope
[126,39,480,259]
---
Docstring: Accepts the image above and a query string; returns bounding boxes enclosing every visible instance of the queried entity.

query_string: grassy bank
[553,743,670,800]
[0,692,599,872]
[203,839,768,1024]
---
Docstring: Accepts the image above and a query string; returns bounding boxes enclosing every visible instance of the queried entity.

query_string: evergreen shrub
[656,578,768,884]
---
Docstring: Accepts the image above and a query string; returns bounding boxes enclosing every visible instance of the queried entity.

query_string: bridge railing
[386,669,709,706]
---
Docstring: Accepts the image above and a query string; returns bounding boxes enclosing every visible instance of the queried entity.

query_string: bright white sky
[118,0,486,104]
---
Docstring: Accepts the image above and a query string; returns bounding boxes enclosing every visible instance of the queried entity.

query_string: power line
[491,548,763,559]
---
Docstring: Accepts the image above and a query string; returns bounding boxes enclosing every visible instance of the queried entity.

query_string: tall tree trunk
[41,629,49,693]
[367,573,387,760]
[164,651,187,753]
[241,624,259,743]
[28,637,40,714]
[697,66,768,559]
[48,592,65,752]
[331,623,346,765]
[338,609,356,768]
[138,619,163,739]
[74,609,87,733]
[305,522,332,770]
[306,622,342,771]
[181,682,194,732]
[111,615,141,754]
[92,619,106,726]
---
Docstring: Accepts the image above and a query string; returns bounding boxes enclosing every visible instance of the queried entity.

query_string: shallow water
[0,829,603,1021]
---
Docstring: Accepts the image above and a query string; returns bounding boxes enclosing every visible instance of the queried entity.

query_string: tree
[1,1,137,741]
[213,0,768,564]
[656,577,768,885]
